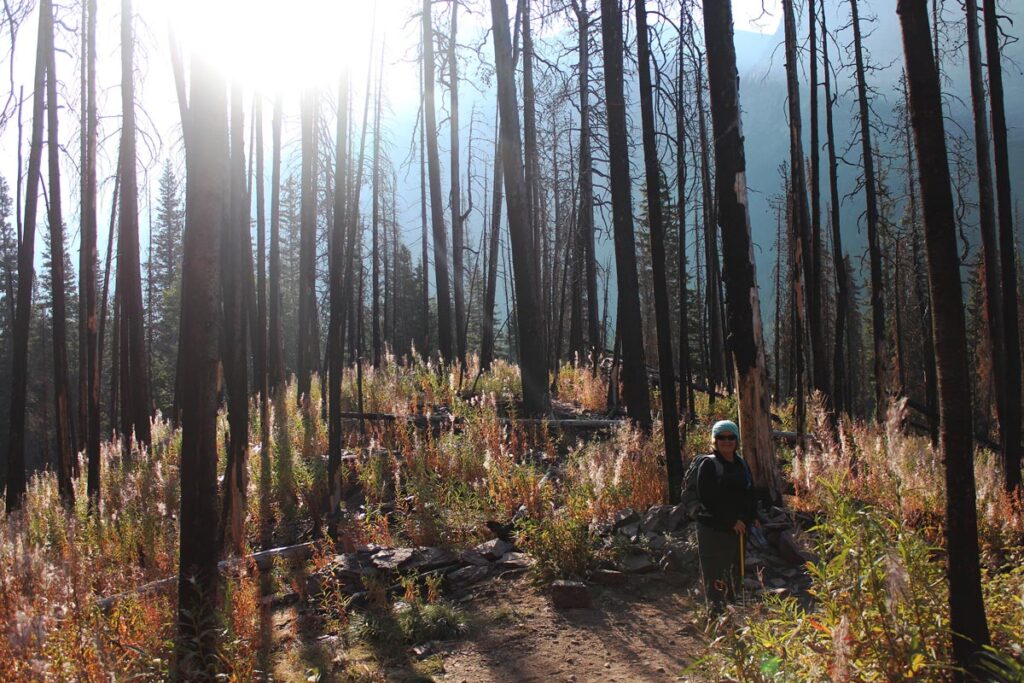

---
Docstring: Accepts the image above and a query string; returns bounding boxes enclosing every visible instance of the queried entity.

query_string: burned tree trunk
[480,131,503,371]
[297,88,320,404]
[328,70,349,516]
[372,60,383,368]
[983,0,1022,492]
[449,1,467,368]
[489,0,550,415]
[850,0,888,422]
[600,0,651,430]
[268,96,285,394]
[423,0,453,362]
[676,2,695,422]
[636,0,683,501]
[44,0,75,507]
[82,0,101,504]
[702,0,781,501]
[898,0,991,670]
[175,52,227,677]
[117,0,152,449]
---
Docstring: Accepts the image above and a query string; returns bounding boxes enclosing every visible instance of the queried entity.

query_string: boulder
[620,554,657,575]
[448,564,490,586]
[372,547,417,571]
[497,552,534,570]
[411,547,459,571]
[459,549,490,566]
[616,522,640,540]
[778,529,817,566]
[475,538,513,561]
[667,503,691,531]
[550,580,592,609]
[641,505,674,534]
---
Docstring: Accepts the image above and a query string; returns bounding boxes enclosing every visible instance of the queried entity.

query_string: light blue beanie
[711,420,740,445]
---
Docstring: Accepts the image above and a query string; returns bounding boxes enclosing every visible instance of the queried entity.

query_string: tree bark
[297,88,320,404]
[82,0,100,504]
[983,0,1022,492]
[423,0,453,362]
[44,0,75,507]
[6,1,49,513]
[481,130,503,371]
[175,52,226,678]
[636,0,683,501]
[489,0,550,415]
[898,1,991,670]
[449,1,467,368]
[268,96,285,394]
[372,54,383,368]
[850,0,888,422]
[220,84,249,556]
[676,2,695,421]
[117,0,152,449]
[600,0,651,430]
[329,70,349,517]
[702,0,781,502]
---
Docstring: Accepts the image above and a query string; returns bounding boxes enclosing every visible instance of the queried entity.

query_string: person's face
[715,432,737,456]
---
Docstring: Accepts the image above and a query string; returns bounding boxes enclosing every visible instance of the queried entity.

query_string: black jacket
[696,452,757,532]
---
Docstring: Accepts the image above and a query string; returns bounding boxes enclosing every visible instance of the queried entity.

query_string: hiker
[695,419,758,613]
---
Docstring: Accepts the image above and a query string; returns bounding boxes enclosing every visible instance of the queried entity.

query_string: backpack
[680,453,753,520]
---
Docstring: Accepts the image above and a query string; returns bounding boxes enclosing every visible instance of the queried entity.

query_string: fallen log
[96,541,318,611]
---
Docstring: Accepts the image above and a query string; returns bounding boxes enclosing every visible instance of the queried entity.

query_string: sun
[154,0,386,94]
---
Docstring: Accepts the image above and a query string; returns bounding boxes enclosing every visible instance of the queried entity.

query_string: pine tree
[148,161,184,413]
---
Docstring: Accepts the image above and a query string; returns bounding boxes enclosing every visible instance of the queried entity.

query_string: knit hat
[711,419,740,446]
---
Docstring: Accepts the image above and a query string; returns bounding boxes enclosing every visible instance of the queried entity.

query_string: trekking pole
[739,529,745,581]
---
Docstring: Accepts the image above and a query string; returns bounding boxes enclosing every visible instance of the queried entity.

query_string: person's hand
[733,520,746,535]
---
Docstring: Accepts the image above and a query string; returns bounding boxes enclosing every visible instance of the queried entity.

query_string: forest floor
[270,564,713,682]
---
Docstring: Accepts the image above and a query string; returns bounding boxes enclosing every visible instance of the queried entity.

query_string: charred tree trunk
[254,97,269,451]
[117,0,152,449]
[983,0,1022,492]
[898,1,991,669]
[420,77,430,356]
[372,59,383,368]
[821,0,848,416]
[44,0,75,507]
[423,0,453,362]
[481,131,503,371]
[175,52,227,678]
[600,0,651,430]
[328,70,349,518]
[702,0,781,502]
[850,0,888,422]
[297,89,320,404]
[489,0,550,415]
[82,0,100,504]
[268,96,285,394]
[220,84,250,557]
[449,1,467,368]
[676,3,695,421]
[636,0,682,501]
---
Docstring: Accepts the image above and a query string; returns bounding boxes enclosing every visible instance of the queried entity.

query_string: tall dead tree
[175,52,227,678]
[600,0,651,430]
[636,0,682,500]
[821,0,849,415]
[372,56,383,368]
[297,88,320,403]
[898,1,991,670]
[254,96,269,450]
[983,0,1022,492]
[489,0,550,415]
[702,0,780,501]
[423,0,453,362]
[220,84,249,556]
[44,0,74,506]
[268,96,285,394]
[850,0,887,421]
[81,0,100,503]
[328,69,349,516]
[117,0,151,448]
[572,0,600,369]
[676,1,695,421]
[480,128,503,371]
[449,0,467,367]
[964,0,1007,476]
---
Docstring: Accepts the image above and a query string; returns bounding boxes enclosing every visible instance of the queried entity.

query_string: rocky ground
[268,502,816,682]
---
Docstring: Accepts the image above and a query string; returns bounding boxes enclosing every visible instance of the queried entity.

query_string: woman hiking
[696,420,758,614]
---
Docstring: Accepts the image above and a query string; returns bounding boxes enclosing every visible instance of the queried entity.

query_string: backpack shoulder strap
[734,454,753,489]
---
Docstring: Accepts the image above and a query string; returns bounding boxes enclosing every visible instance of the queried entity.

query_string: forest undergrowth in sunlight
[1,359,1022,681]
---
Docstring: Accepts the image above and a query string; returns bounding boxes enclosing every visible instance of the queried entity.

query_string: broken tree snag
[701,0,781,503]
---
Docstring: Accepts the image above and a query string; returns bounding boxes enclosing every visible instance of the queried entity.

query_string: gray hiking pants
[697,523,742,609]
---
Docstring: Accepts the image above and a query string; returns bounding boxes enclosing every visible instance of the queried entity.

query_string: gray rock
[641,505,673,534]
[412,546,458,571]
[475,538,513,561]
[612,508,640,530]
[778,529,817,566]
[372,547,417,571]
[497,551,534,570]
[667,503,691,531]
[617,522,640,539]
[460,549,490,566]
[644,532,667,552]
[550,580,592,608]
[663,544,699,573]
[448,564,490,586]
[620,554,657,574]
